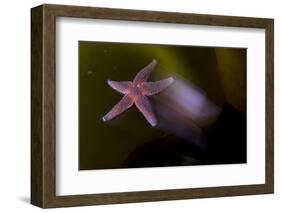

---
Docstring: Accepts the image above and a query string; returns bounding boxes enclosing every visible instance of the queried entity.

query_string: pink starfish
[102,59,174,127]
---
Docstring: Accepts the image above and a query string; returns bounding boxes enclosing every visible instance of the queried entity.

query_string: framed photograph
[31,4,274,208]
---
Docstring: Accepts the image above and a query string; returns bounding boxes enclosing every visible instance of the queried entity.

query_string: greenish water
[79,41,246,170]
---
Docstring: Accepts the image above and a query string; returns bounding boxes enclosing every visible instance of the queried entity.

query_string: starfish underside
[102,59,174,126]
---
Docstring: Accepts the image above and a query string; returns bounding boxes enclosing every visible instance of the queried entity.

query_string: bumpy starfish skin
[102,59,174,126]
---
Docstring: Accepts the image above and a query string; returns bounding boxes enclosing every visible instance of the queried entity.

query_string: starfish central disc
[128,84,143,98]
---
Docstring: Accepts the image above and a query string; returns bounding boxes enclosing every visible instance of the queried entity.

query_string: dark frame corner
[31,4,274,208]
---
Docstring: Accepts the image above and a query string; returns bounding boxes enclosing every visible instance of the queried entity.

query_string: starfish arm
[135,96,157,127]
[133,59,157,83]
[102,95,134,122]
[107,80,132,94]
[141,77,174,96]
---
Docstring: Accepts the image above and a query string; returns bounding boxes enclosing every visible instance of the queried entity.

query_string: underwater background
[79,41,246,170]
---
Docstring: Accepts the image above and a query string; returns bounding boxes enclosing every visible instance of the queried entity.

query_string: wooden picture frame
[31,4,274,208]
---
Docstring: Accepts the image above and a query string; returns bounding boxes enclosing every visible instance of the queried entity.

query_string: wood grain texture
[265,20,274,193]
[31,4,274,208]
[31,5,43,207]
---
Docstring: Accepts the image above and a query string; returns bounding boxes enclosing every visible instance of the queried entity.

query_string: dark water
[79,41,246,170]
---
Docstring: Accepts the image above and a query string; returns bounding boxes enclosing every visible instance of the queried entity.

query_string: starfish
[102,59,174,127]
